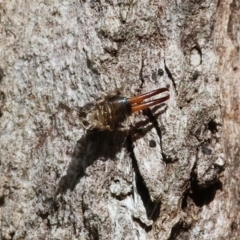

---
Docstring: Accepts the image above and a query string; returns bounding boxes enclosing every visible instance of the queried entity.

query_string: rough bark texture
[0,0,239,239]
[215,0,240,239]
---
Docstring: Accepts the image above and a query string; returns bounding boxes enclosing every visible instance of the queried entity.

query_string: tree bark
[0,0,239,239]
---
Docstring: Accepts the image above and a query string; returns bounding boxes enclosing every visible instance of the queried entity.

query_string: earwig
[79,87,170,130]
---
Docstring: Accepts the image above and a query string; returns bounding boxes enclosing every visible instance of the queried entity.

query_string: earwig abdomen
[93,96,132,128]
[79,96,132,130]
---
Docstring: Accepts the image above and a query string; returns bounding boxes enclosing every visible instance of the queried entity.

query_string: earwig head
[78,103,97,129]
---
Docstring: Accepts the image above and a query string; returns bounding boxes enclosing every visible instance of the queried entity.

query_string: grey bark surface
[0,0,239,239]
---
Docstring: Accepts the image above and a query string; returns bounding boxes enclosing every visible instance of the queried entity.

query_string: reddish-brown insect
[79,87,170,130]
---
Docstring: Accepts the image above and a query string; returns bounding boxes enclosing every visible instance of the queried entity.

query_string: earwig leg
[129,87,169,104]
[131,95,170,113]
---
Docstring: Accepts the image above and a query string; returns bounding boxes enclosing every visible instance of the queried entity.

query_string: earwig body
[79,96,132,130]
[79,87,170,130]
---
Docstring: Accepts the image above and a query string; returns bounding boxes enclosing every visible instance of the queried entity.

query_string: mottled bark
[0,0,239,239]
[215,0,240,239]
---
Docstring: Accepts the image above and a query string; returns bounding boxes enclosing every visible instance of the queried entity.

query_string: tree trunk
[0,0,239,239]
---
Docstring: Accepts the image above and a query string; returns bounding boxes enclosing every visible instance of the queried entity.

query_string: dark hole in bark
[9,231,15,239]
[207,119,218,134]
[182,164,223,209]
[0,91,6,107]
[0,196,5,206]
[201,145,212,155]
[37,212,49,220]
[158,68,164,76]
[230,221,238,231]
[181,190,188,210]
[149,139,156,148]
[169,220,183,240]
[0,67,4,82]
[192,71,199,81]
[190,180,222,207]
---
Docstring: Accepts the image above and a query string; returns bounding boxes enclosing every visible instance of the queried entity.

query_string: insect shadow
[56,104,168,196]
